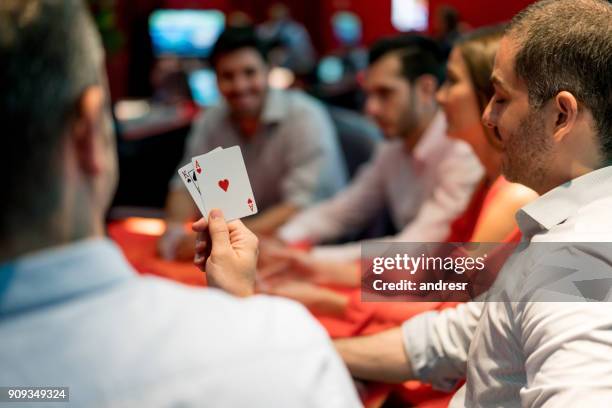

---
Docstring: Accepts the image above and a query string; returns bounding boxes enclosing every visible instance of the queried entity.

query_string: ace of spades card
[194,146,258,221]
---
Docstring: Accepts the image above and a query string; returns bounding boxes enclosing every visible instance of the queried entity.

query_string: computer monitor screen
[149,9,225,58]
[188,68,221,107]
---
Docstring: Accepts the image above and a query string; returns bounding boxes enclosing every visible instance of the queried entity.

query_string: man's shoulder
[372,140,404,160]
[280,89,328,118]
[128,277,328,346]
[532,194,612,243]
[432,137,483,181]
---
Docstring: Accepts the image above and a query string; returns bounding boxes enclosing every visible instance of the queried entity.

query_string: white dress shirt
[278,112,483,261]
[402,165,612,407]
[0,239,361,407]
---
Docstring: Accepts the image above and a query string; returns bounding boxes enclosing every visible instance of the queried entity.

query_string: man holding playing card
[0,2,360,406]
[161,26,347,260]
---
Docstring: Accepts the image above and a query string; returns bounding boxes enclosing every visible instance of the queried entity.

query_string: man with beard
[160,26,347,260]
[275,36,483,261]
[332,0,612,406]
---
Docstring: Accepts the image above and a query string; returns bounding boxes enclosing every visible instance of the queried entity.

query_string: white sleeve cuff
[401,311,463,392]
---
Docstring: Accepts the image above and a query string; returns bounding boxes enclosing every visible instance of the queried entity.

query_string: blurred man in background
[161,26,347,260]
[258,3,317,75]
[0,2,360,406]
[276,36,483,261]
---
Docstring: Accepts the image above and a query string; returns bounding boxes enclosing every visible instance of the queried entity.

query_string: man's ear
[551,91,579,142]
[71,85,105,175]
[413,74,438,109]
[414,74,439,104]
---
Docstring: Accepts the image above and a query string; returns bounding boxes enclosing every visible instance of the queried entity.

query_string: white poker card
[195,145,258,221]
[178,147,222,215]
[177,162,207,216]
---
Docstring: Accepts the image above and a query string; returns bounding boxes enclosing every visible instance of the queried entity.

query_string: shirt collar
[516,165,612,238]
[260,88,289,124]
[0,238,136,316]
[413,111,447,162]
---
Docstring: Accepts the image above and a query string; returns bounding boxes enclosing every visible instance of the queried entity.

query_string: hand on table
[257,249,351,315]
[192,209,259,297]
[257,237,288,269]
[157,224,196,261]
[258,278,348,316]
[258,248,362,287]
[258,247,323,284]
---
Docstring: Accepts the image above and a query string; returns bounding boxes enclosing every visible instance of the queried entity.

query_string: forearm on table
[307,287,350,316]
[243,202,300,237]
[279,180,384,244]
[334,327,414,383]
[314,260,361,287]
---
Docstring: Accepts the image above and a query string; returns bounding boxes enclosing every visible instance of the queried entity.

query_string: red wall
[156,0,536,51]
[318,0,536,52]
[428,0,534,30]
[106,0,537,99]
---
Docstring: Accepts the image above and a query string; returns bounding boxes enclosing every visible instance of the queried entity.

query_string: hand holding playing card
[192,209,259,297]
[178,146,258,223]
[192,146,258,221]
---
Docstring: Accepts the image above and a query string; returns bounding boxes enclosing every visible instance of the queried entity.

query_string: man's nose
[365,97,380,118]
[482,99,495,129]
[232,76,250,93]
[435,84,447,106]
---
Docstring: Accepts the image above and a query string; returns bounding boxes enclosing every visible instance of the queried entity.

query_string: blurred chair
[111,119,190,213]
[327,105,381,179]
[325,106,395,243]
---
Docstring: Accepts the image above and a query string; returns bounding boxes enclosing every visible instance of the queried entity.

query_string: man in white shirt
[0,2,360,406]
[277,36,482,262]
[334,0,612,406]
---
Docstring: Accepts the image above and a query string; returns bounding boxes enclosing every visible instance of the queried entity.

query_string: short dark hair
[0,0,102,236]
[368,35,445,84]
[508,0,612,158]
[210,26,268,68]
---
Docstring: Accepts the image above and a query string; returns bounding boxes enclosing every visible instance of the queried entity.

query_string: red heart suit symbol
[218,179,229,191]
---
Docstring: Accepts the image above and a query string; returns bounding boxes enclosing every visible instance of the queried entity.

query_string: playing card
[195,145,258,221]
[178,147,222,215]
[177,162,207,216]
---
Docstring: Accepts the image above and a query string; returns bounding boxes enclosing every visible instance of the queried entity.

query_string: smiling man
[334,0,612,406]
[161,26,347,259]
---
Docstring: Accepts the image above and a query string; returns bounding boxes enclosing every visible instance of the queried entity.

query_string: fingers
[207,209,231,251]
[194,236,209,264]
[227,219,259,250]
[191,217,209,232]
[226,218,249,235]
[258,259,292,279]
[193,219,210,269]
